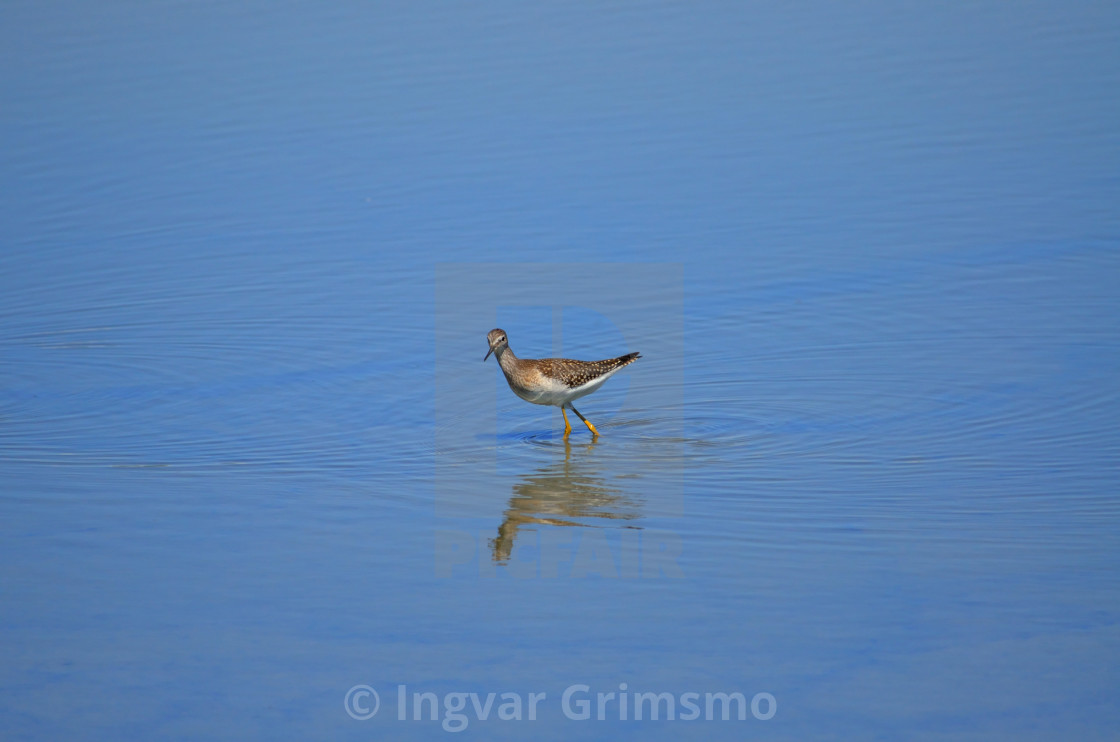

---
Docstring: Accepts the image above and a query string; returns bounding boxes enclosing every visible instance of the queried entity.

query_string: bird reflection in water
[490,439,642,563]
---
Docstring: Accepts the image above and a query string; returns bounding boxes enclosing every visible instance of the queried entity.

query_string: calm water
[3,2,1119,740]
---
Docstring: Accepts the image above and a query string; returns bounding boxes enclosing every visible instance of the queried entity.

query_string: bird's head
[484,328,508,361]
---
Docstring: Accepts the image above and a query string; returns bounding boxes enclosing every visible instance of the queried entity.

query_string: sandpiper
[484,328,640,438]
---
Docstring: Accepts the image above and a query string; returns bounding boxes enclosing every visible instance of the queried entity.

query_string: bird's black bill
[484,347,493,361]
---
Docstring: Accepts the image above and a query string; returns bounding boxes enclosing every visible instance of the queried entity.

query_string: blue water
[2,2,1119,740]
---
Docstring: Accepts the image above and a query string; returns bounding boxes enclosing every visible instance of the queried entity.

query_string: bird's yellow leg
[569,404,599,437]
[561,407,572,438]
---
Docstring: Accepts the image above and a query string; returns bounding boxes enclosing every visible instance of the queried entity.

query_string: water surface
[2,2,1118,740]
